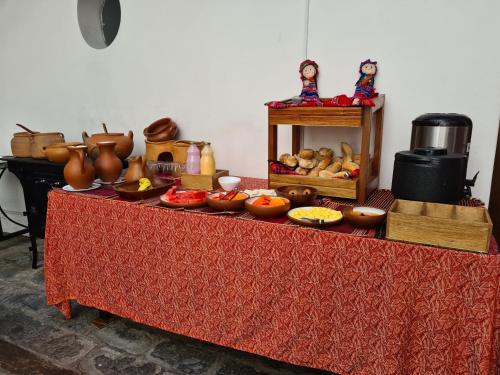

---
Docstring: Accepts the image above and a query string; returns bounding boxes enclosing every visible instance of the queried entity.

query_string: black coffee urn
[392,113,478,203]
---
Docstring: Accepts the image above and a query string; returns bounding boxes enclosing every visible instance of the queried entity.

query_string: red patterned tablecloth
[44,179,500,375]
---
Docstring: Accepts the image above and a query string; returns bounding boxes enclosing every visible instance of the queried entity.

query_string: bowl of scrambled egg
[287,206,343,227]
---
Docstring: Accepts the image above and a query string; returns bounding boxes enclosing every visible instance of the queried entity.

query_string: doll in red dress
[296,59,322,106]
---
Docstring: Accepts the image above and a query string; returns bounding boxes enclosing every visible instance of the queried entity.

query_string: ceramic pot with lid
[82,123,134,160]
[11,132,34,157]
[10,123,65,159]
[64,145,95,189]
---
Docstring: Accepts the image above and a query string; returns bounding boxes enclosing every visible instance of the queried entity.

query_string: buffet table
[44,179,500,375]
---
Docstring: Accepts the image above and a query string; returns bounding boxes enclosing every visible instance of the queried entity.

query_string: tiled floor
[0,236,336,375]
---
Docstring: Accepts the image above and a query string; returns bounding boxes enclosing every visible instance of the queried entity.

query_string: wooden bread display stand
[386,199,493,253]
[267,95,385,203]
[181,169,229,190]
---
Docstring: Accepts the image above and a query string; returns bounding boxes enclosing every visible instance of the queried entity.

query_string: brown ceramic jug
[64,145,95,189]
[124,155,144,182]
[95,141,123,182]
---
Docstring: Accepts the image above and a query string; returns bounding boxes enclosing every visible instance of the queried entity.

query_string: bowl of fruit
[207,191,249,211]
[113,177,175,201]
[245,195,291,218]
[160,186,208,208]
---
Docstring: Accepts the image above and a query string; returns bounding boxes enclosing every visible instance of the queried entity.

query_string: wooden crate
[180,169,229,190]
[386,199,493,253]
[267,95,385,203]
[269,174,358,199]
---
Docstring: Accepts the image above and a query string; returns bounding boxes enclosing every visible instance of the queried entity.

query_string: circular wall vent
[77,0,121,49]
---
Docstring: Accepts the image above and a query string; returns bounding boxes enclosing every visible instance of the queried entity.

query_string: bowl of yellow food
[287,206,343,227]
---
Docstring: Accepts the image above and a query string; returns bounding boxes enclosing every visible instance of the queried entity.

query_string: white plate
[95,177,125,185]
[62,183,101,192]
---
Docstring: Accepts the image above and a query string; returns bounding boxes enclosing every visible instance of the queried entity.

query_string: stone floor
[0,236,336,375]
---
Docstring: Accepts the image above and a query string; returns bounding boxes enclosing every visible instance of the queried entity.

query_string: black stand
[0,157,66,269]
[0,163,29,241]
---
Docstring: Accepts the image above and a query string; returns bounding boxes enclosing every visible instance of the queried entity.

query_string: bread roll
[308,166,320,177]
[341,142,353,161]
[318,147,334,158]
[295,167,309,176]
[298,149,315,160]
[319,170,333,178]
[279,153,298,167]
[320,170,349,179]
[326,161,342,173]
[318,156,332,170]
[298,157,317,169]
[342,160,360,172]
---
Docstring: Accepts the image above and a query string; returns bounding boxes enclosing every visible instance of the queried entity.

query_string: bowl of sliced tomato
[245,195,291,218]
[160,186,208,208]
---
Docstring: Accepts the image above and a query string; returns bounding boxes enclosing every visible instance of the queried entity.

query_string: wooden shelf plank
[269,116,362,127]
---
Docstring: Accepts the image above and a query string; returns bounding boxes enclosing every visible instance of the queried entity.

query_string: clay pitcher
[64,145,95,189]
[124,155,144,182]
[95,141,123,182]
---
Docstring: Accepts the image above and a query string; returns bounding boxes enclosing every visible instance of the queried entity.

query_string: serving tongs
[220,189,239,201]
[298,217,326,224]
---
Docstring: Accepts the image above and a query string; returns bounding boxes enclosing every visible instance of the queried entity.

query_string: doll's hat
[299,59,319,77]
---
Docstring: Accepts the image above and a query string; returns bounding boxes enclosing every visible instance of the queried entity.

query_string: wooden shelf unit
[268,94,385,203]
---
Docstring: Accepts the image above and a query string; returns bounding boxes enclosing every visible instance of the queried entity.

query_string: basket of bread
[269,142,364,200]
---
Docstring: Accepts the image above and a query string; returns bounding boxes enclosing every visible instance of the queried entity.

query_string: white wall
[306,0,500,200]
[0,0,499,231]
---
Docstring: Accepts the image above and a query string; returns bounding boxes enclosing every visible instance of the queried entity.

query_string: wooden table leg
[268,124,277,188]
[372,106,385,177]
[91,310,115,328]
[292,125,301,155]
[268,125,277,161]
[358,107,372,203]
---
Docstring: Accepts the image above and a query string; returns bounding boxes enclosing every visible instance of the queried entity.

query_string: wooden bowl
[43,142,83,163]
[143,118,177,143]
[343,206,386,228]
[276,185,318,207]
[207,192,249,211]
[113,179,175,201]
[245,196,291,218]
[160,193,207,209]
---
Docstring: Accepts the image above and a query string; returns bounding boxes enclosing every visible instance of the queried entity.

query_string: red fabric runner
[45,181,500,375]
